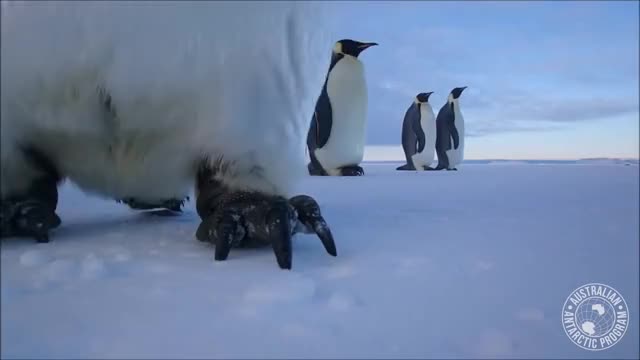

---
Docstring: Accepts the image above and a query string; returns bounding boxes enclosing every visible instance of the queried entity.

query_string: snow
[2,162,639,359]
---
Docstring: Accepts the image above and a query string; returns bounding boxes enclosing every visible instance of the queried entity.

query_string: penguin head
[333,39,378,58]
[415,92,434,104]
[450,86,467,101]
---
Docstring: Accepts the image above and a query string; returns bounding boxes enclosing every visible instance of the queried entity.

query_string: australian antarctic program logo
[562,283,629,351]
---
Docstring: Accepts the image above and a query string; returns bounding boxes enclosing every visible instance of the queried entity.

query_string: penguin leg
[1,146,63,243]
[338,165,365,176]
[194,162,336,270]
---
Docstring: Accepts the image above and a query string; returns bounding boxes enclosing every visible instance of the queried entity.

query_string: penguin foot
[196,191,336,270]
[396,164,416,171]
[423,165,435,171]
[446,168,458,171]
[339,165,364,176]
[1,199,61,243]
[118,197,189,213]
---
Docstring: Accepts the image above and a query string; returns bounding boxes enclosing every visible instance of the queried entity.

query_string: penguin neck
[448,98,459,111]
[329,52,344,73]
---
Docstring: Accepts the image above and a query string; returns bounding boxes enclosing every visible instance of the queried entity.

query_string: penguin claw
[197,192,336,269]
[289,195,336,257]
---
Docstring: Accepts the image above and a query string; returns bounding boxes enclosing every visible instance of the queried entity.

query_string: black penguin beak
[358,42,378,49]
[425,91,434,100]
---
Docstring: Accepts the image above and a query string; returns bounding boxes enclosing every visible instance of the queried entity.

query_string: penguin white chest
[411,104,437,169]
[315,56,368,171]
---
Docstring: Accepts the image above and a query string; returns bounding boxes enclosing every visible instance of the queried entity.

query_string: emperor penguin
[396,92,436,171]
[0,1,338,270]
[433,87,467,171]
[306,39,378,176]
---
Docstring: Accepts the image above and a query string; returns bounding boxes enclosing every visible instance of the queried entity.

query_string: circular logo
[562,283,629,351]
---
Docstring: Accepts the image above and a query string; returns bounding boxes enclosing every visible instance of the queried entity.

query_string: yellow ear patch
[333,42,343,54]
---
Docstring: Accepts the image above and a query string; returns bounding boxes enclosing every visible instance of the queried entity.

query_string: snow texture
[2,162,638,359]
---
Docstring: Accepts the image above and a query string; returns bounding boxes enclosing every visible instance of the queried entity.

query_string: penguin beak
[358,42,378,49]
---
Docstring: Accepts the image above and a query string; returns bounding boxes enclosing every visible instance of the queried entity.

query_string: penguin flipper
[411,105,426,153]
[314,85,333,149]
[449,120,460,150]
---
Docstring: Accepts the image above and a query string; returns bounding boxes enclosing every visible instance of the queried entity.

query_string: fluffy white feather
[1,1,333,201]
[410,102,436,169]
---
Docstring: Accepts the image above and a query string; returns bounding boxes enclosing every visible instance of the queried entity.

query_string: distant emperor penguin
[433,86,467,171]
[307,39,378,176]
[396,92,436,171]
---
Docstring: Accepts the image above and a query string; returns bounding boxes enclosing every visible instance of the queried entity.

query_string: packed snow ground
[2,162,638,359]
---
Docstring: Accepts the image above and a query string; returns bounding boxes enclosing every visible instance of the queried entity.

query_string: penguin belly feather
[314,56,368,173]
[1,1,333,201]
[410,104,436,169]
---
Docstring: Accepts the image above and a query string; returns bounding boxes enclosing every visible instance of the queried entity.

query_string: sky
[324,1,639,159]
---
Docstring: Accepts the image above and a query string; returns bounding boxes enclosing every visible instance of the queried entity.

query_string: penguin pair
[307,39,378,177]
[397,87,467,171]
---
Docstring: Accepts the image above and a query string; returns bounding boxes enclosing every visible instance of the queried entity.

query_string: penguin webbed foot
[339,165,364,176]
[197,191,336,270]
[1,199,61,243]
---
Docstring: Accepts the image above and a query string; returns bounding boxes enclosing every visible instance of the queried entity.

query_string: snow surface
[2,162,639,359]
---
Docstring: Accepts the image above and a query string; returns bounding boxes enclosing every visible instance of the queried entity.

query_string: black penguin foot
[1,199,61,243]
[339,165,364,176]
[423,165,435,170]
[307,162,328,176]
[196,191,336,270]
[118,197,189,213]
[446,168,458,171]
[396,164,416,171]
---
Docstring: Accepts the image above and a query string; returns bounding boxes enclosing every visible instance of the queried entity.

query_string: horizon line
[362,145,639,162]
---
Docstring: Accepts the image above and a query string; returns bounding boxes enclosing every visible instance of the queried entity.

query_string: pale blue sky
[325,0,639,159]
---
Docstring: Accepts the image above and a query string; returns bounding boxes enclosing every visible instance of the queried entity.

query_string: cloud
[485,94,639,123]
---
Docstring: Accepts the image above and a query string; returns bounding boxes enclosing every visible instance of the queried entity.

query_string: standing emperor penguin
[433,87,467,171]
[0,1,339,269]
[396,92,436,171]
[306,39,378,176]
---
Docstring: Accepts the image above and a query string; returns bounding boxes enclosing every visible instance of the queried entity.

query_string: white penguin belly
[411,105,436,169]
[44,128,196,202]
[314,57,367,172]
